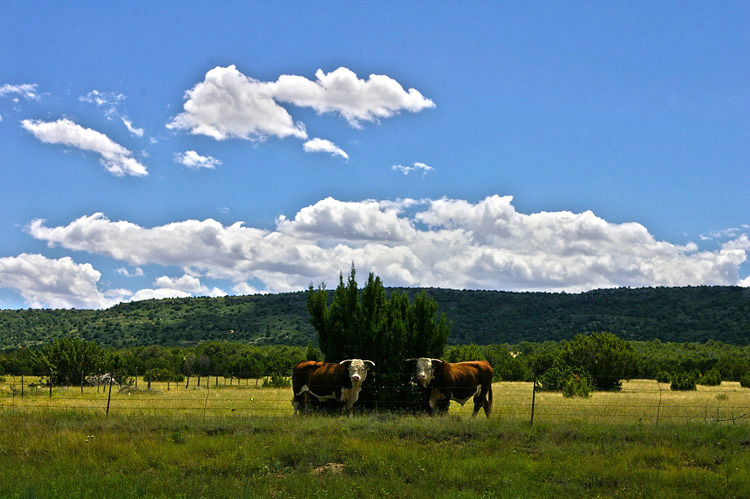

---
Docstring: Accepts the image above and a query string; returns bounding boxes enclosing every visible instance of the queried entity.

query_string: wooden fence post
[21,374,24,401]
[49,368,53,399]
[81,370,84,394]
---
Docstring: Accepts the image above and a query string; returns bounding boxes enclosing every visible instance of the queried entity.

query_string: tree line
[1,285,749,352]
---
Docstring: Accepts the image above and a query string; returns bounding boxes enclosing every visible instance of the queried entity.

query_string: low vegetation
[1,381,750,497]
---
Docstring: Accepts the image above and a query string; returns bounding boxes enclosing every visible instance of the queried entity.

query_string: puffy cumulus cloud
[303,138,349,160]
[27,213,271,278]
[167,65,434,153]
[126,273,226,303]
[270,67,435,127]
[23,196,750,300]
[0,253,122,309]
[174,150,222,170]
[0,83,40,101]
[276,197,417,242]
[167,65,308,141]
[128,288,192,302]
[21,118,148,177]
[153,274,226,297]
[392,161,434,176]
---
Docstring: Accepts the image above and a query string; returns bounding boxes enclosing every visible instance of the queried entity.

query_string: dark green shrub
[563,332,638,391]
[561,372,593,398]
[697,368,721,386]
[670,371,697,391]
[740,372,750,388]
[538,365,590,393]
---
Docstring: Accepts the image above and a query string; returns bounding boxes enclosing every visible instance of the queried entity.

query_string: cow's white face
[414,358,435,388]
[341,359,374,386]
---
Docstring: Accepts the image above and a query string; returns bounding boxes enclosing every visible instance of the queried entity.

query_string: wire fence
[2,372,750,425]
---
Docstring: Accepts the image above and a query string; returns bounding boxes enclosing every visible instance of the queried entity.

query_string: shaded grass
[1,410,750,498]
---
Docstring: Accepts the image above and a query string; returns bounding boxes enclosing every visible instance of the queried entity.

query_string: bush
[740,372,750,388]
[698,368,721,386]
[263,373,291,388]
[670,371,697,391]
[538,365,590,393]
[561,373,593,398]
[563,332,638,391]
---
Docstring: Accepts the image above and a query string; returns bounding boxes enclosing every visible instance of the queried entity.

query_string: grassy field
[2,378,750,497]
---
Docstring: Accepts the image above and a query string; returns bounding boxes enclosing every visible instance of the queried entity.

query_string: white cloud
[24,196,750,298]
[79,90,125,118]
[121,117,144,137]
[232,282,266,295]
[277,197,416,242]
[270,67,435,127]
[20,118,148,177]
[0,253,120,309]
[166,65,434,146]
[117,267,144,278]
[153,274,225,297]
[392,162,434,175]
[128,288,192,302]
[167,65,308,141]
[0,83,40,101]
[303,138,348,160]
[174,150,222,170]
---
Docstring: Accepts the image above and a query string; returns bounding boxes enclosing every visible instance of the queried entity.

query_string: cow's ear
[363,360,375,370]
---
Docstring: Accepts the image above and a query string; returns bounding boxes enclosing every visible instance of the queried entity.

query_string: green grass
[2,379,750,497]
[1,411,749,498]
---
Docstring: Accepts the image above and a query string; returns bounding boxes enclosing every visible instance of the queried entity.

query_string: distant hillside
[1,286,749,350]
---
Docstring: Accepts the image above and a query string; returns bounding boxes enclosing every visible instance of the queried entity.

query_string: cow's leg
[472,384,492,418]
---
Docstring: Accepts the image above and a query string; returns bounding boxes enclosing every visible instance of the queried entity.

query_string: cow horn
[431,359,443,365]
[404,358,418,362]
[363,360,375,369]
[339,359,354,365]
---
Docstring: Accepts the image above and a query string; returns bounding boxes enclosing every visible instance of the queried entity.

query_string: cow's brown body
[411,358,493,417]
[292,359,373,416]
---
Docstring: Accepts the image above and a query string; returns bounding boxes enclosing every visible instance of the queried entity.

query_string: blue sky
[1,2,748,309]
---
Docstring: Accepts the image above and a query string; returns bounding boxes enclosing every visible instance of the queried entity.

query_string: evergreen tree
[307,266,451,410]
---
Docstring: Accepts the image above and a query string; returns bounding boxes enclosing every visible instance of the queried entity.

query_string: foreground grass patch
[1,411,749,498]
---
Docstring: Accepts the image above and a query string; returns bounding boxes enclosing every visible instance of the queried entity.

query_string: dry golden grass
[2,376,750,424]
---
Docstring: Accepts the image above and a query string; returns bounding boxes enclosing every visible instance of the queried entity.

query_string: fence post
[135,368,138,389]
[80,370,84,394]
[21,374,24,401]
[656,382,662,425]
[530,370,537,425]
[106,378,113,416]
[49,368,53,399]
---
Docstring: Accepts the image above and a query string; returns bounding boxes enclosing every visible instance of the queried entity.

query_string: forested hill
[1,286,749,351]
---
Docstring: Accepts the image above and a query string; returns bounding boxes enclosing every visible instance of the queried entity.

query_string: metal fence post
[106,378,113,416]
[530,370,537,425]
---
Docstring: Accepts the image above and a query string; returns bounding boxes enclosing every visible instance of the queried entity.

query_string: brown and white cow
[406,358,493,417]
[292,359,375,416]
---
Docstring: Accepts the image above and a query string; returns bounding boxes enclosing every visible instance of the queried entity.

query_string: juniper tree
[307,266,450,410]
